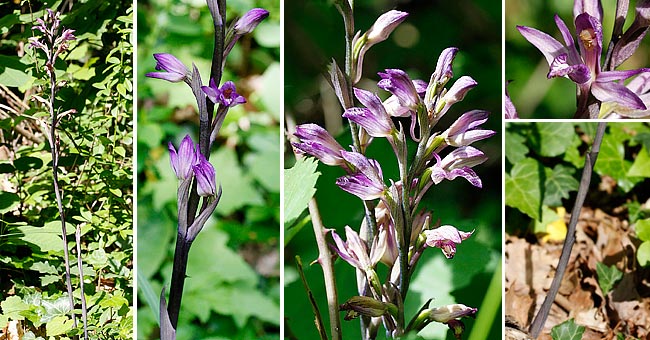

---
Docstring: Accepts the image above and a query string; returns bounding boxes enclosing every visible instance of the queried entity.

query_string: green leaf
[0,296,29,324]
[0,55,32,88]
[636,219,650,241]
[244,130,281,192]
[596,262,622,295]
[628,146,650,177]
[137,267,160,322]
[531,123,575,157]
[506,158,543,221]
[45,315,74,336]
[0,192,20,213]
[637,241,650,267]
[505,130,528,164]
[259,63,281,121]
[14,156,44,171]
[543,164,579,206]
[284,157,320,227]
[550,318,585,340]
[41,296,73,323]
[254,22,281,48]
[595,135,640,192]
[12,222,64,252]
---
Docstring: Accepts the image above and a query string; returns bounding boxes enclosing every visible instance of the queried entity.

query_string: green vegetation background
[505,0,650,118]
[136,0,280,339]
[0,0,133,338]
[284,1,502,339]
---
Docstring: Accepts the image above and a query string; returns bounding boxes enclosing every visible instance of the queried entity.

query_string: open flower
[292,124,346,166]
[193,153,217,197]
[423,225,474,259]
[146,53,190,83]
[377,69,421,111]
[430,146,488,188]
[442,110,495,147]
[343,88,396,138]
[330,226,376,270]
[202,79,246,107]
[517,12,647,114]
[336,151,386,200]
[169,135,199,180]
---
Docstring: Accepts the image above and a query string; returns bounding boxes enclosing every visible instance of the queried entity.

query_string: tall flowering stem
[292,3,493,339]
[146,1,267,337]
[29,9,88,340]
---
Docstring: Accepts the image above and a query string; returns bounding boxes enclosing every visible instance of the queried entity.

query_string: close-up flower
[145,53,190,83]
[168,135,199,180]
[202,79,247,107]
[429,146,488,188]
[336,151,386,200]
[423,225,474,259]
[193,153,217,197]
[292,123,346,166]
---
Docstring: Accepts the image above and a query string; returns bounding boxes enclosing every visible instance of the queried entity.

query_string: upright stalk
[528,122,607,338]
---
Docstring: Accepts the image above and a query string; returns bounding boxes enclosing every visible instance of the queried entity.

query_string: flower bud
[146,53,190,83]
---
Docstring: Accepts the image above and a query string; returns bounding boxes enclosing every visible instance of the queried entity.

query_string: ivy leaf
[531,123,575,157]
[595,133,641,192]
[45,315,74,337]
[543,164,579,207]
[506,158,543,221]
[505,130,528,164]
[550,318,585,340]
[628,146,650,178]
[596,262,622,295]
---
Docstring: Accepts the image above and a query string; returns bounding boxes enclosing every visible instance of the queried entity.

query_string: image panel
[0,1,134,339]
[136,0,280,339]
[284,1,501,339]
[505,122,650,338]
[505,0,650,119]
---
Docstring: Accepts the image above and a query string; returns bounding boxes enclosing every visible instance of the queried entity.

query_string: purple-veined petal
[554,15,582,65]
[365,10,409,45]
[193,154,217,197]
[575,13,603,76]
[548,54,591,84]
[336,172,385,200]
[574,0,603,24]
[591,81,647,110]
[292,124,345,166]
[423,225,474,259]
[146,53,189,83]
[343,107,394,138]
[377,69,420,109]
[597,68,650,82]
[627,71,650,94]
[169,135,199,180]
[234,8,270,34]
[516,25,567,66]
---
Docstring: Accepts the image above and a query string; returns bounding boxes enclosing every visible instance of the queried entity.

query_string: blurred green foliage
[284,1,502,339]
[0,0,133,338]
[505,0,650,118]
[136,0,280,338]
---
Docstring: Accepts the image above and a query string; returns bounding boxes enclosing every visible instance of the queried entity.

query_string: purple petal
[234,8,270,34]
[575,13,603,75]
[193,154,217,197]
[591,81,647,110]
[553,15,582,65]
[574,0,603,24]
[548,54,591,84]
[366,10,409,45]
[597,69,649,82]
[516,25,567,66]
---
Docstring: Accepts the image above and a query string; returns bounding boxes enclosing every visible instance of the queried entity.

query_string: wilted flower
[202,79,246,107]
[193,153,217,197]
[430,146,488,188]
[292,124,346,166]
[427,303,478,323]
[169,135,199,180]
[343,88,396,138]
[423,225,474,259]
[336,151,386,200]
[146,53,190,83]
[442,110,495,147]
[331,226,376,270]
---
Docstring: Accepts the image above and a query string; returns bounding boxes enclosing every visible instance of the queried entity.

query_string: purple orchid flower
[146,53,190,83]
[430,146,487,188]
[423,225,474,259]
[603,71,650,118]
[330,226,380,271]
[193,153,217,197]
[428,304,478,323]
[202,79,247,108]
[343,88,396,138]
[169,135,199,180]
[442,110,496,147]
[377,69,422,111]
[292,124,346,167]
[234,8,270,35]
[517,12,647,115]
[336,151,386,200]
